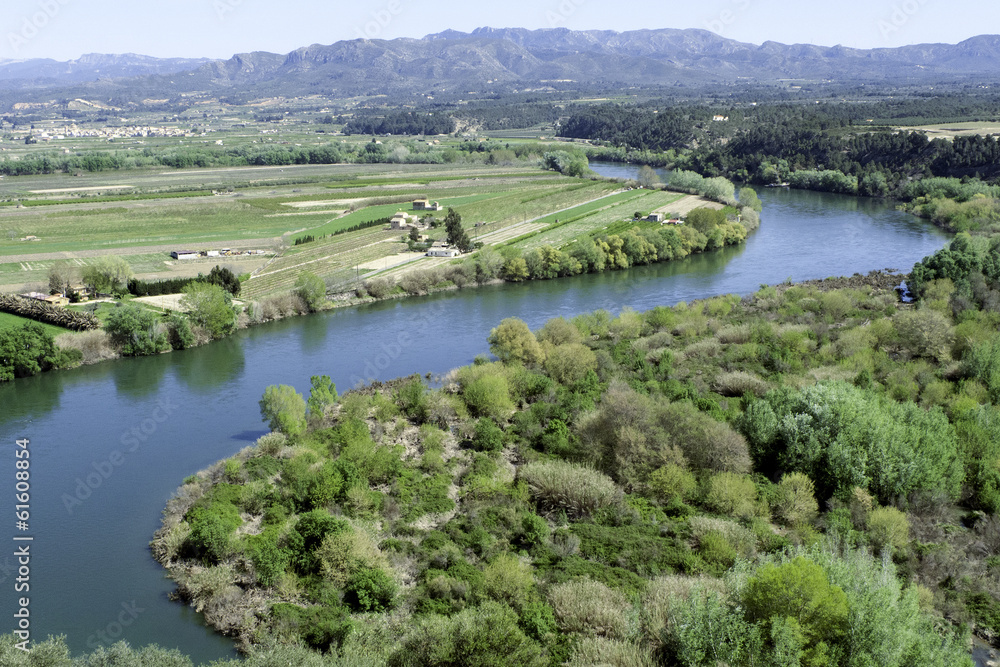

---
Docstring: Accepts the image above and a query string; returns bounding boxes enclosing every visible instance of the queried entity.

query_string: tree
[83,256,133,295]
[488,318,544,365]
[743,556,849,658]
[259,384,307,436]
[203,265,241,296]
[445,207,473,252]
[739,186,763,212]
[543,343,597,385]
[181,282,237,339]
[637,164,660,188]
[307,375,338,422]
[48,261,77,296]
[774,472,819,526]
[103,303,168,356]
[686,208,727,235]
[0,322,69,381]
[295,272,327,312]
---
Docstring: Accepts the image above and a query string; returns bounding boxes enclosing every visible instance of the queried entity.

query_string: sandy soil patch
[30,185,134,194]
[285,199,367,209]
[134,294,188,311]
[653,194,725,217]
[264,210,348,217]
[358,252,424,272]
[478,222,548,244]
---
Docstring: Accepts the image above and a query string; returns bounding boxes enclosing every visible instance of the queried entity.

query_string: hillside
[3,29,1000,102]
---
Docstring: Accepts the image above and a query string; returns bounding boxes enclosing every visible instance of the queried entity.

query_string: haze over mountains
[2,27,999,99]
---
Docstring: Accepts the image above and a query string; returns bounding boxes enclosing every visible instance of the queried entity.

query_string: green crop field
[0,310,72,336]
[0,159,642,297]
[510,190,684,250]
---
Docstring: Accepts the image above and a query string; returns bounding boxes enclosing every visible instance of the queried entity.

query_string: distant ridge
[3,28,1000,98]
[0,54,212,88]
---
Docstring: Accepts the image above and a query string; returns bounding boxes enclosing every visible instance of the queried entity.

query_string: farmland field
[0,310,72,336]
[510,190,685,250]
[0,160,686,297]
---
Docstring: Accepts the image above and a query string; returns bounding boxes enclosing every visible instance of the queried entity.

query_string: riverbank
[8,177,755,380]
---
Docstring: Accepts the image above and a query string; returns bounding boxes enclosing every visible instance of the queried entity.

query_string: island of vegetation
[122,231,1000,666]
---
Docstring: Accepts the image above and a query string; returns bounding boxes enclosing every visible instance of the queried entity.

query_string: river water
[0,164,950,662]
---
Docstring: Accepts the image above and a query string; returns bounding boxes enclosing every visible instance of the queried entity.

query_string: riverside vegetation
[144,259,999,666]
[13,230,1000,664]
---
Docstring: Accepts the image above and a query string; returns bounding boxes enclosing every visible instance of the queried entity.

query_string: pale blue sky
[3,0,998,61]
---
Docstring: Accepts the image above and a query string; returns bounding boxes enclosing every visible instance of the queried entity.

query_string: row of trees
[363,207,748,301]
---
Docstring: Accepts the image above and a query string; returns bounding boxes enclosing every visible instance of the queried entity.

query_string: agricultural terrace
[0,163,596,293]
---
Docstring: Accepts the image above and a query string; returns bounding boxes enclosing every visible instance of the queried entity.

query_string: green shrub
[519,460,621,519]
[712,370,769,397]
[517,513,550,549]
[483,554,535,611]
[388,601,546,667]
[688,516,757,559]
[705,472,762,520]
[773,472,819,527]
[548,577,632,639]
[572,522,697,577]
[287,510,350,575]
[344,567,397,613]
[395,378,429,423]
[246,531,289,587]
[244,455,281,481]
[648,464,697,503]
[866,506,910,553]
[743,556,849,660]
[471,418,504,453]
[697,531,737,569]
[464,374,515,420]
[269,603,353,653]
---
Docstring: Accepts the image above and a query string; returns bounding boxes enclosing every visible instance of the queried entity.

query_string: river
[0,164,950,662]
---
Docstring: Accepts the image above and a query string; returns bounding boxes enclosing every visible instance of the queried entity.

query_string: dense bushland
[125,261,1000,665]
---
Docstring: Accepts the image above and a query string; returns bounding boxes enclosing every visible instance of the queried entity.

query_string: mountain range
[3,27,1000,100]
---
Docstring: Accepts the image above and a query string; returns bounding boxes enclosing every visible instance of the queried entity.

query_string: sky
[2,0,998,62]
